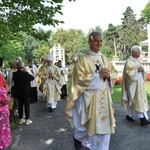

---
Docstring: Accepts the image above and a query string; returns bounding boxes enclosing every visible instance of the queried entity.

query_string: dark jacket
[13,70,34,99]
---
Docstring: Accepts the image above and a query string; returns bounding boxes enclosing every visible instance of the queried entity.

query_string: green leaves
[0,0,64,41]
[142,2,150,23]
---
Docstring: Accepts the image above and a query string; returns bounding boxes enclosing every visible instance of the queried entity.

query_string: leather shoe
[73,136,82,150]
[140,117,150,126]
[126,115,135,121]
[48,107,53,112]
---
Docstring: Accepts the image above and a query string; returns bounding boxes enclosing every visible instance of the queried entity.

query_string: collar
[131,57,139,62]
[87,49,101,56]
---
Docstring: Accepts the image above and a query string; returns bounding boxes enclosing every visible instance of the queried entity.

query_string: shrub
[115,76,122,85]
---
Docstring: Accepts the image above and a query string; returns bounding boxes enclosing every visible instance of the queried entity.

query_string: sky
[39,0,149,34]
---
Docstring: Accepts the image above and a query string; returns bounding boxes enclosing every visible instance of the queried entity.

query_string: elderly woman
[13,61,34,125]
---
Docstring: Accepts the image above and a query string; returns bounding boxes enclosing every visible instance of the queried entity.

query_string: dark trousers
[18,98,30,119]
[61,84,67,98]
[30,87,38,103]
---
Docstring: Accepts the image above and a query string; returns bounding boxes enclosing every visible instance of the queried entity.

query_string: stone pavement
[10,97,150,150]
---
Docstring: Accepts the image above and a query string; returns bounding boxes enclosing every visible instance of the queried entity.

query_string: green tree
[120,6,141,60]
[20,30,53,65]
[105,24,119,56]
[33,45,51,65]
[0,0,74,41]
[88,26,103,35]
[52,28,88,64]
[0,40,25,67]
[141,2,150,23]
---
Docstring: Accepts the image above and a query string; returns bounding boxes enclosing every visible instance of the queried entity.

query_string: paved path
[10,97,150,150]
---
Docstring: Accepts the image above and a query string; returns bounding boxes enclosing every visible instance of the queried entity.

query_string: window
[56,50,59,54]
[56,56,59,61]
[55,44,58,49]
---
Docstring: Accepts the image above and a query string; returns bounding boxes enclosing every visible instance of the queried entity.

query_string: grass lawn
[112,81,150,103]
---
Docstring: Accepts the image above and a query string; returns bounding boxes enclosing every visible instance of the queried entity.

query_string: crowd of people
[0,31,149,150]
[0,52,76,149]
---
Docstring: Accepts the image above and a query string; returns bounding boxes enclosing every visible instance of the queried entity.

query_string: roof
[140,39,148,46]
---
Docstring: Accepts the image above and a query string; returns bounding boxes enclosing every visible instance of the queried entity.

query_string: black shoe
[126,115,135,121]
[48,107,53,112]
[82,145,91,150]
[140,117,150,126]
[73,136,82,150]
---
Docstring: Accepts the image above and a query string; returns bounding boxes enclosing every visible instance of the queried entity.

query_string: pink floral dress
[0,87,12,150]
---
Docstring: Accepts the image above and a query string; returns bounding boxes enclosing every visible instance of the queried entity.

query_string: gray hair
[16,56,22,62]
[131,45,140,54]
[16,61,24,69]
[72,54,78,60]
[89,32,103,40]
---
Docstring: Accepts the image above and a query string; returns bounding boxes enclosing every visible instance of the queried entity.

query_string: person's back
[12,61,34,125]
[13,70,34,99]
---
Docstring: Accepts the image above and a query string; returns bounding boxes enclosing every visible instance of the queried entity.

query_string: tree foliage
[0,2,148,66]
[51,28,88,64]
[104,24,119,56]
[0,0,74,41]
[141,2,150,23]
[120,6,141,59]
[0,40,25,67]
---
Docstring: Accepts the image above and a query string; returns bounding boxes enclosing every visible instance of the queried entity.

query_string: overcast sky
[40,0,149,34]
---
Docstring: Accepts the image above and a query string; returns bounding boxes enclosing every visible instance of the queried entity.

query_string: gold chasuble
[67,63,75,83]
[121,57,149,113]
[41,65,62,103]
[66,50,117,135]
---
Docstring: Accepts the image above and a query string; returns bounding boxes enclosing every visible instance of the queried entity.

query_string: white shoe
[26,119,33,125]
[14,110,19,116]
[19,118,25,124]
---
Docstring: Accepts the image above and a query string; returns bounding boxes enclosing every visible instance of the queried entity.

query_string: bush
[115,76,122,85]
[146,73,150,81]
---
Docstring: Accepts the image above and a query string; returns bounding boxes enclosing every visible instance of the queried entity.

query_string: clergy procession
[0,31,150,150]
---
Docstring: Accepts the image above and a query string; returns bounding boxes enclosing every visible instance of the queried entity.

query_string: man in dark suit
[13,61,34,125]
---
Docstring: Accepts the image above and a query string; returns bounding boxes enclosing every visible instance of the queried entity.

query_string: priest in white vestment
[66,32,118,150]
[26,58,38,103]
[121,45,150,126]
[57,60,67,99]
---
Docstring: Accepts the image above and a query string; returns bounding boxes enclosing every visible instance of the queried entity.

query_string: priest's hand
[138,66,144,72]
[99,68,110,80]
[49,73,54,79]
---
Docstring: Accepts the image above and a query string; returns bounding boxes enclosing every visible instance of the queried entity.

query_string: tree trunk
[113,37,117,56]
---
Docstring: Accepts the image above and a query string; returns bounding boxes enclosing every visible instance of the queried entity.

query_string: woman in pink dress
[0,57,12,150]
[0,87,12,150]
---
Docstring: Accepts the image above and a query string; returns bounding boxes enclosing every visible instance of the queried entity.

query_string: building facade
[50,43,65,66]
